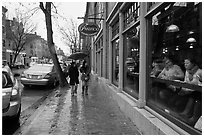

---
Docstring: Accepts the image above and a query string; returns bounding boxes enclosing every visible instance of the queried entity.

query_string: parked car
[11,62,25,69]
[2,67,21,122]
[20,64,59,88]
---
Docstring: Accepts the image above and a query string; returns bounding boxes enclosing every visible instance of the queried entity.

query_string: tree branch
[39,2,47,13]
[51,2,58,14]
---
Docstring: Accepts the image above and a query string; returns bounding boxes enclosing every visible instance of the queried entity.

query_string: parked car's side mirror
[14,73,20,77]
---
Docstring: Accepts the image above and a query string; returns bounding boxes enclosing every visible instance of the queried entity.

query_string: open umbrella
[68,52,87,60]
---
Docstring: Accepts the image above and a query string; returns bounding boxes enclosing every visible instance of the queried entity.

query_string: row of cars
[2,63,68,123]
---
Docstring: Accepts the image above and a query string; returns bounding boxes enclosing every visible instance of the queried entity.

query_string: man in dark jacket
[68,61,79,96]
[80,60,90,95]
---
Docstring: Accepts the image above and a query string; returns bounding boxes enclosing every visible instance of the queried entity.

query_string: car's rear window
[29,65,53,71]
[2,72,13,88]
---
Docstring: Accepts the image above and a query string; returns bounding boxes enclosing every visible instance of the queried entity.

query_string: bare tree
[39,2,68,87]
[58,18,80,53]
[6,8,37,65]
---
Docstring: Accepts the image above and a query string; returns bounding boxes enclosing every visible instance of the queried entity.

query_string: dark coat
[68,66,79,85]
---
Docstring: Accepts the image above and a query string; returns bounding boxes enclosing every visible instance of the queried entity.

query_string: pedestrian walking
[68,61,79,96]
[80,60,90,95]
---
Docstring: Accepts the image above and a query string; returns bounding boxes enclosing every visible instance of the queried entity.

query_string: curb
[14,86,64,135]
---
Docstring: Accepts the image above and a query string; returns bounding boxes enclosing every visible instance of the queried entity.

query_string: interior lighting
[165,48,168,52]
[166,24,180,32]
[162,49,166,54]
[188,30,195,35]
[162,48,168,53]
[176,35,181,39]
[176,46,179,51]
[186,37,196,43]
[189,43,194,49]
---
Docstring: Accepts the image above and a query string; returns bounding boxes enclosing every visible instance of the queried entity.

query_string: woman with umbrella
[68,61,79,96]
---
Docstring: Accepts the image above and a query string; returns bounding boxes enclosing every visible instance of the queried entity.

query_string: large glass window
[112,38,119,86]
[123,26,140,99]
[123,3,140,29]
[95,36,103,76]
[147,2,202,134]
[112,20,119,38]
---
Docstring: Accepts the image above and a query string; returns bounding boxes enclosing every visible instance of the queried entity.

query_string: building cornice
[106,2,123,24]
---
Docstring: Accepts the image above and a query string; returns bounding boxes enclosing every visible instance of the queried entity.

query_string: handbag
[81,73,89,81]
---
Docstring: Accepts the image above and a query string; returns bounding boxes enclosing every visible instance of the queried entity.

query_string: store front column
[91,37,94,72]
[138,2,147,108]
[102,2,107,78]
[118,12,124,92]
[108,26,113,83]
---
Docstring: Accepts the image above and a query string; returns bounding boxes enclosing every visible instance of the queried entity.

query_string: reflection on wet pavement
[51,78,140,135]
[13,76,140,135]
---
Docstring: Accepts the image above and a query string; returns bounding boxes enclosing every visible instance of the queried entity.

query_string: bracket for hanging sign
[78,12,104,20]
[77,17,104,20]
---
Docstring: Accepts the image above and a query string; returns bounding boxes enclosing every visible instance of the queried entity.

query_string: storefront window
[112,20,119,38]
[123,26,140,99]
[147,2,157,11]
[124,3,140,29]
[95,36,103,76]
[96,52,100,75]
[101,49,103,77]
[147,2,202,134]
[112,38,119,86]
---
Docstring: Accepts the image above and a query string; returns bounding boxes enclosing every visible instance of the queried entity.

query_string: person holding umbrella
[80,60,90,95]
[68,61,79,96]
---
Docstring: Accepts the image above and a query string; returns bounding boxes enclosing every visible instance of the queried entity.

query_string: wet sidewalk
[17,75,141,135]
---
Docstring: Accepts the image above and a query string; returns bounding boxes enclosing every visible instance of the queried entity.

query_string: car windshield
[29,64,53,72]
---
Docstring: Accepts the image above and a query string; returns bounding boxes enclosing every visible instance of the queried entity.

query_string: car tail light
[44,73,51,79]
[21,72,26,78]
[10,87,19,101]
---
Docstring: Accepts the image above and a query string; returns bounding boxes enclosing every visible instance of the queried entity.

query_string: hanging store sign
[78,22,100,36]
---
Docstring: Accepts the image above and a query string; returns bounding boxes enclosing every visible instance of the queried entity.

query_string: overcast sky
[2,2,87,55]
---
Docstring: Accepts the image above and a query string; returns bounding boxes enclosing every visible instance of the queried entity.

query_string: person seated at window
[149,59,164,99]
[158,56,184,80]
[157,56,184,102]
[150,59,164,77]
[178,56,202,126]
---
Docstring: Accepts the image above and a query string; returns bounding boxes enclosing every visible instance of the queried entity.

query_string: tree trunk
[43,3,68,87]
[12,49,20,65]
[12,53,18,65]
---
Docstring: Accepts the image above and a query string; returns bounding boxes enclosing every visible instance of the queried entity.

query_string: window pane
[123,26,140,99]
[123,3,140,29]
[148,2,202,133]
[112,38,119,86]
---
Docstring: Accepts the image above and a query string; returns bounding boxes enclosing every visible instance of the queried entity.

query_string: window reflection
[123,26,140,99]
[148,2,202,132]
[112,38,119,86]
